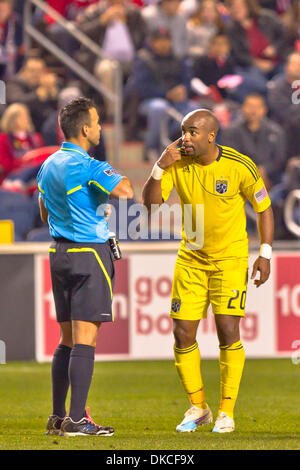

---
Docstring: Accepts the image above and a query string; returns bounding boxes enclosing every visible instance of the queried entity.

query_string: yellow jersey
[161,144,271,268]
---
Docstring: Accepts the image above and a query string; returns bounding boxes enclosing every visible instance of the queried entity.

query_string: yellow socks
[174,342,206,409]
[174,339,245,418]
[219,340,245,419]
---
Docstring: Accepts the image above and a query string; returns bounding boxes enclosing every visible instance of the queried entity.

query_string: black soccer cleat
[45,415,65,435]
[60,410,114,437]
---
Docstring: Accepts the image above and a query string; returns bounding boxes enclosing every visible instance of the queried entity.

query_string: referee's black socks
[52,344,72,418]
[68,344,95,422]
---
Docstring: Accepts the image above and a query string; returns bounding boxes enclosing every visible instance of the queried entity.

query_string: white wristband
[151,162,164,180]
[259,244,272,259]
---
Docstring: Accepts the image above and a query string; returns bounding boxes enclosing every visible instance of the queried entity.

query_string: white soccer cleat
[176,404,213,432]
[212,412,235,433]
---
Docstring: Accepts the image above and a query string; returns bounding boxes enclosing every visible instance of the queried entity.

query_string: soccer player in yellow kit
[142,109,274,433]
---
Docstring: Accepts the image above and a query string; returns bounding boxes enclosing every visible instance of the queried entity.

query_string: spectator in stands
[6,57,59,133]
[255,0,289,12]
[39,0,99,24]
[268,51,300,158]
[42,85,107,161]
[13,0,26,15]
[0,103,44,182]
[192,33,236,100]
[225,0,291,90]
[180,0,199,17]
[78,0,147,119]
[0,0,24,79]
[187,0,224,58]
[42,85,81,147]
[220,93,286,187]
[64,0,99,21]
[42,1,100,67]
[281,0,300,49]
[269,156,300,239]
[36,0,123,49]
[192,32,269,105]
[125,27,196,161]
[142,0,188,59]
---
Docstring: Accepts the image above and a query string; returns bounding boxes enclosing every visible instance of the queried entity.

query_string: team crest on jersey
[215,179,228,194]
[171,298,181,313]
[104,168,118,176]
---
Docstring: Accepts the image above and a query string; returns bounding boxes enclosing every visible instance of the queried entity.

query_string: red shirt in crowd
[0,132,44,182]
[245,21,279,63]
[44,0,99,23]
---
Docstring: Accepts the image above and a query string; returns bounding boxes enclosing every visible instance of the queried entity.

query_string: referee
[37,97,133,437]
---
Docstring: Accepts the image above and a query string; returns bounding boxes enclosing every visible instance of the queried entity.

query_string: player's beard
[182,146,195,157]
[185,148,203,159]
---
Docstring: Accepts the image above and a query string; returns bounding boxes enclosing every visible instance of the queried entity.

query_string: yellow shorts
[170,259,248,321]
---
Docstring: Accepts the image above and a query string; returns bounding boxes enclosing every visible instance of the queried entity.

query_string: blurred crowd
[0,0,299,241]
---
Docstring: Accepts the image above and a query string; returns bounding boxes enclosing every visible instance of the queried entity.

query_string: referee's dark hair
[59,97,95,139]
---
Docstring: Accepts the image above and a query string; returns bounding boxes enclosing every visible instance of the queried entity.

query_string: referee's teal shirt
[37,142,123,242]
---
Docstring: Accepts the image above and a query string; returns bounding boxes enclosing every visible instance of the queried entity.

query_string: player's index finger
[168,137,182,149]
[251,266,257,279]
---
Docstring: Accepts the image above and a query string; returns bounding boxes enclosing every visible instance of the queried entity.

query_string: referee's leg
[59,321,73,347]
[51,322,72,419]
[68,321,101,422]
[72,320,101,348]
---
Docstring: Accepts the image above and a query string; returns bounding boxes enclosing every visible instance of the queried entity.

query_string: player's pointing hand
[157,138,183,170]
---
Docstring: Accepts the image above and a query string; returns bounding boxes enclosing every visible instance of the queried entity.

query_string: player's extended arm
[142,138,182,212]
[39,196,48,224]
[251,205,274,288]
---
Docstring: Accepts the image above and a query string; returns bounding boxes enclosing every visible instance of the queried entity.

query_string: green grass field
[0,359,299,450]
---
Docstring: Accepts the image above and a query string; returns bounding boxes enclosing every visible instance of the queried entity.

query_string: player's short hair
[59,97,95,139]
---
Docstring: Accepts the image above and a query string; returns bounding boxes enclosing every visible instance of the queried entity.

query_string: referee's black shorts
[49,239,115,323]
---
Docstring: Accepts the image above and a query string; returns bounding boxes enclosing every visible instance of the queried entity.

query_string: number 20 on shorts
[228,290,247,310]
